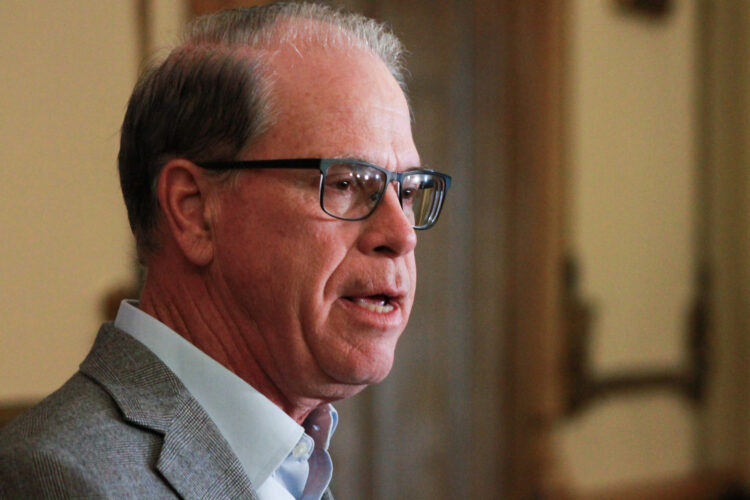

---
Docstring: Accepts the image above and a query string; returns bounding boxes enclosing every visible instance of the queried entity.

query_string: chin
[326,353,395,387]
[318,381,369,402]
[306,361,393,403]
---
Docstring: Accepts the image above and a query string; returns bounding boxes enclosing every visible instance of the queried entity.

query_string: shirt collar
[114,299,303,487]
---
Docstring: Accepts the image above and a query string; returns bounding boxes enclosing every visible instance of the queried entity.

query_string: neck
[139,254,322,423]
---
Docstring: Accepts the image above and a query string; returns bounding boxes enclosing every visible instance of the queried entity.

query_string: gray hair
[118,2,407,260]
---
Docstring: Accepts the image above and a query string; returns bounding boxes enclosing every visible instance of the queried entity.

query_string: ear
[156,159,215,267]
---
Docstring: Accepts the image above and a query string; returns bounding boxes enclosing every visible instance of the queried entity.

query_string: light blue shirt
[114,300,337,500]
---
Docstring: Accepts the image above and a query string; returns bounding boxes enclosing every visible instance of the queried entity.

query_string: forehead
[250,37,418,169]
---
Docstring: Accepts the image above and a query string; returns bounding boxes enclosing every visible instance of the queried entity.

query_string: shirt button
[293,442,309,458]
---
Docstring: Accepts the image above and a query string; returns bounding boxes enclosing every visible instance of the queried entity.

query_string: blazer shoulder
[0,434,108,498]
[0,371,116,443]
[0,324,252,498]
[0,370,177,497]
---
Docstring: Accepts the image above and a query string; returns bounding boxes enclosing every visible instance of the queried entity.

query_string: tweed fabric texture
[0,324,260,499]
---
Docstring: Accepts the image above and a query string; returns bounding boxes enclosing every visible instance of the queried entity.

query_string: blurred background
[1,0,749,498]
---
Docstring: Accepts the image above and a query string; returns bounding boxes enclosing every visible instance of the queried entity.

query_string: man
[0,2,450,498]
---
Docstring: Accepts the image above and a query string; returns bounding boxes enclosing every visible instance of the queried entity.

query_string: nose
[357,184,417,257]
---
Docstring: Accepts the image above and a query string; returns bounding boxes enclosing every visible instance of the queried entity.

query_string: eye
[326,173,356,191]
[402,175,427,201]
[334,179,351,190]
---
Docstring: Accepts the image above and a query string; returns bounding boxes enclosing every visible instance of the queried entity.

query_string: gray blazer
[0,324,333,499]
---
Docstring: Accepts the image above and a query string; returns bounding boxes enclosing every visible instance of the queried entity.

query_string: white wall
[0,2,138,401]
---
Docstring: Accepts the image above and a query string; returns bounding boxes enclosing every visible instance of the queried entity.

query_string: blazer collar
[80,324,257,499]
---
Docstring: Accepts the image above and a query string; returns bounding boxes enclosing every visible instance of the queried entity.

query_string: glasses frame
[195,158,452,229]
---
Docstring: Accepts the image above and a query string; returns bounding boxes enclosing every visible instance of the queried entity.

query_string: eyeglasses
[196,158,452,230]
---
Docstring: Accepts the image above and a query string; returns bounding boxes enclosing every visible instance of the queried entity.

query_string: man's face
[208,42,419,404]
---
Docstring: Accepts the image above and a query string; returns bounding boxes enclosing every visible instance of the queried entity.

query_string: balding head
[118,2,408,260]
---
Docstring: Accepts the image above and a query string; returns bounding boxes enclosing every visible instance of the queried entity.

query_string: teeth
[352,298,394,313]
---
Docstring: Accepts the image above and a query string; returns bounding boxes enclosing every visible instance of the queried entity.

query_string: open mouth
[345,295,395,313]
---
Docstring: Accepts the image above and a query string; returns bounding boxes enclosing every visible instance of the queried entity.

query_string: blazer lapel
[157,395,257,499]
[80,324,256,499]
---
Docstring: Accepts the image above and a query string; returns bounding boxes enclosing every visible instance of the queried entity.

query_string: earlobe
[156,159,215,267]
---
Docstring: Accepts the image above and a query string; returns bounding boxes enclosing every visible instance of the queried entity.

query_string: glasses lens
[402,172,446,228]
[322,161,386,220]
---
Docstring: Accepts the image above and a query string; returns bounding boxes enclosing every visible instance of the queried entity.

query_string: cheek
[295,227,360,318]
[216,182,356,291]
[236,222,355,312]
